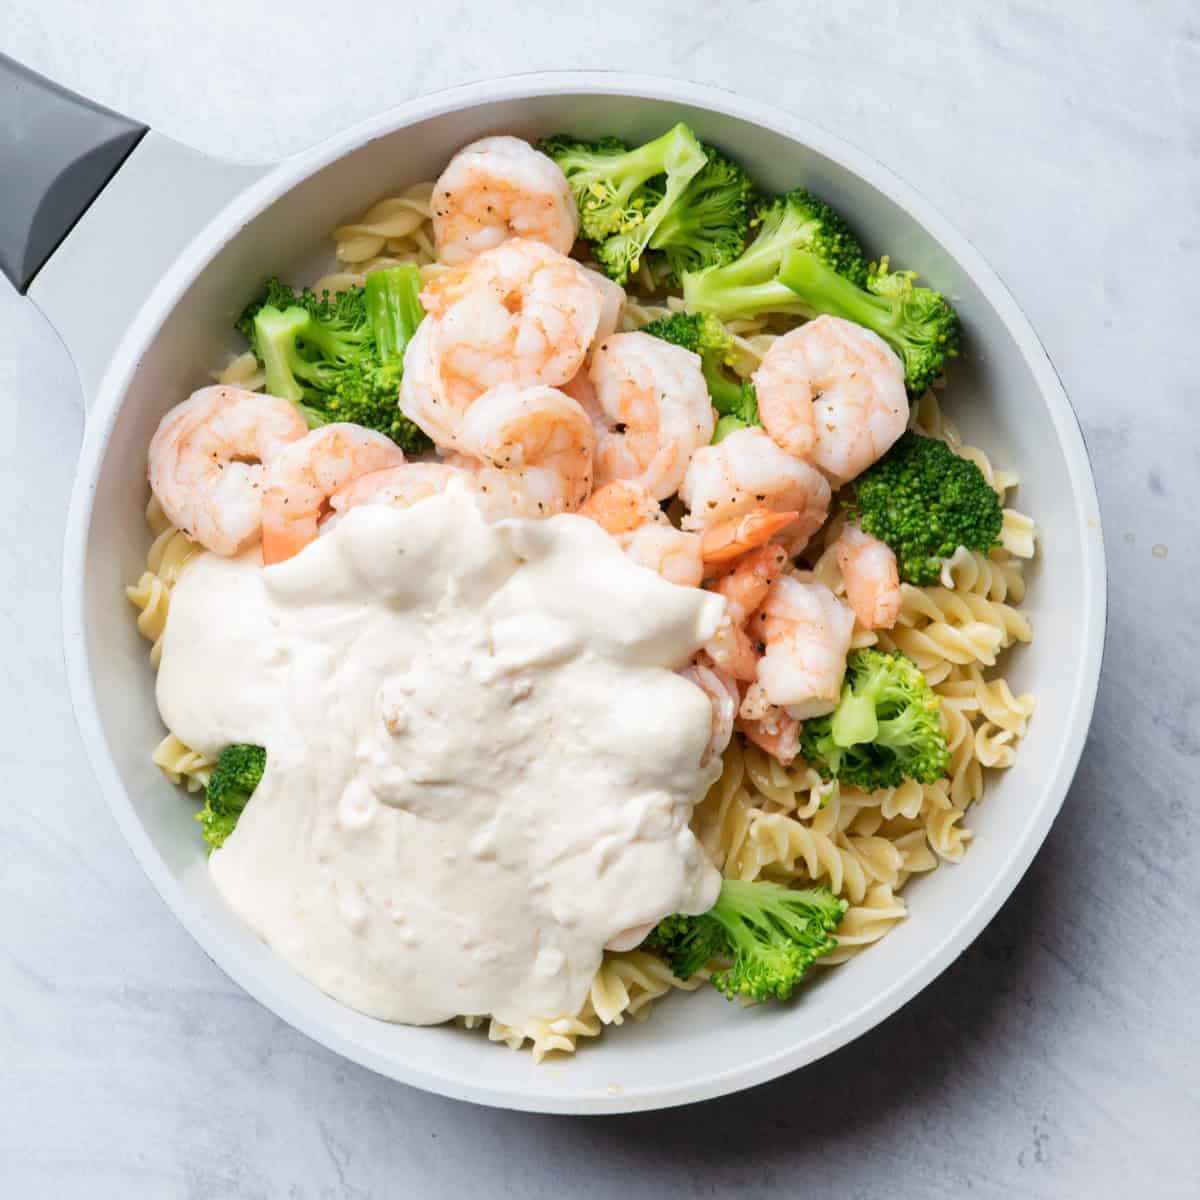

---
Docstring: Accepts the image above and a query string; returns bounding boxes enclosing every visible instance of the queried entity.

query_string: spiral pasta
[819,885,908,965]
[938,545,1026,603]
[214,350,264,391]
[152,733,212,794]
[480,951,701,1063]
[126,498,201,667]
[332,183,436,264]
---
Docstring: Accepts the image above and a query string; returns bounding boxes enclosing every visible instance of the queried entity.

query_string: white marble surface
[2,1,1198,1195]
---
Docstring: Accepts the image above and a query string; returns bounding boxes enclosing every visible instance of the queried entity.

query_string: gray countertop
[2,1,1197,1195]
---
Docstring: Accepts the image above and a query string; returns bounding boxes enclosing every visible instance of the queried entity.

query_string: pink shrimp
[737,705,801,766]
[326,463,470,527]
[701,544,788,682]
[147,386,309,556]
[680,661,739,768]
[583,331,715,501]
[754,315,908,485]
[431,136,578,265]
[680,426,831,557]
[750,576,855,719]
[834,522,901,630]
[260,424,406,564]
[699,508,799,570]
[452,383,594,519]
[578,480,704,588]
[400,239,608,448]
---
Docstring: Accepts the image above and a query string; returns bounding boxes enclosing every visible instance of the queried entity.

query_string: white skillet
[1,64,1105,1113]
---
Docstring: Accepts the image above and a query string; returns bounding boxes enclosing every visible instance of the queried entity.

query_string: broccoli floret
[779,250,960,394]
[197,744,266,851]
[847,431,1002,584]
[646,879,847,1003]
[540,124,707,283]
[799,648,950,793]
[681,188,868,319]
[640,311,758,440]
[645,146,756,281]
[237,266,432,453]
[235,276,305,333]
[643,911,729,982]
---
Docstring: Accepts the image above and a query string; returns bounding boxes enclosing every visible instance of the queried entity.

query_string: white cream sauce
[156,486,725,1027]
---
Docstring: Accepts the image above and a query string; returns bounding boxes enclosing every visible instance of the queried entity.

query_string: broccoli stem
[254,306,312,404]
[365,264,424,364]
[712,414,749,442]
[702,360,748,415]
[682,274,810,321]
[830,688,879,747]
[779,248,903,352]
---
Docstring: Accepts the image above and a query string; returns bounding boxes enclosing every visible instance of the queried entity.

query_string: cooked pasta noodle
[126,497,201,667]
[214,350,264,391]
[152,733,212,793]
[819,885,908,965]
[471,951,702,1062]
[132,179,1038,1058]
[332,183,435,264]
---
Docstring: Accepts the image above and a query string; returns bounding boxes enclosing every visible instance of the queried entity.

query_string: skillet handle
[0,53,147,293]
[2,54,269,409]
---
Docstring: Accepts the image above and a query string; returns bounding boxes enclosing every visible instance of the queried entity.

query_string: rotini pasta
[332,183,435,264]
[126,499,209,784]
[152,733,212,794]
[126,497,201,667]
[474,951,701,1062]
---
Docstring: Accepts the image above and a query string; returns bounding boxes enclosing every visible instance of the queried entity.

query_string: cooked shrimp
[700,508,799,569]
[711,544,789,622]
[680,425,831,556]
[148,385,309,556]
[578,479,664,535]
[453,384,594,519]
[834,522,901,630]
[327,463,470,526]
[431,136,579,265]
[702,544,788,682]
[751,338,816,459]
[583,331,714,501]
[681,661,739,767]
[579,481,702,586]
[621,525,704,588]
[260,424,406,564]
[750,577,855,718]
[756,315,908,485]
[737,705,801,765]
[401,239,606,447]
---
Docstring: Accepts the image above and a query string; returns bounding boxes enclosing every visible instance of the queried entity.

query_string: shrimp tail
[701,508,798,568]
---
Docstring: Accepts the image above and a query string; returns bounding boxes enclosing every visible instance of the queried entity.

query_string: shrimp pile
[147,134,917,771]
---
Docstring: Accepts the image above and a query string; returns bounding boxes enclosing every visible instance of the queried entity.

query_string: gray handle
[0,54,147,293]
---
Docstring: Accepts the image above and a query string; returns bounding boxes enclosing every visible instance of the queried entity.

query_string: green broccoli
[644,145,756,281]
[681,188,868,319]
[237,265,432,453]
[846,431,1002,585]
[197,744,266,851]
[799,648,950,792]
[779,250,960,394]
[539,124,707,283]
[645,879,847,1003]
[639,311,757,438]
